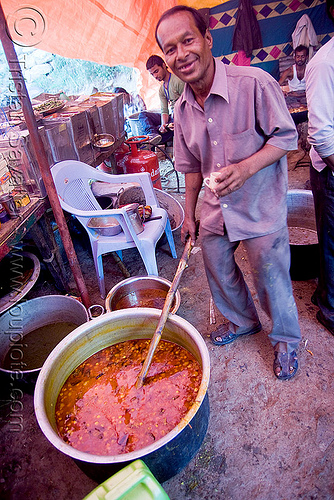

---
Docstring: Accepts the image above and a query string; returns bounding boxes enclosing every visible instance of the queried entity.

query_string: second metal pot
[105,276,181,314]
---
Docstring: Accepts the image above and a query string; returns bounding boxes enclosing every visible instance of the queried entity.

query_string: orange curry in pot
[55,339,202,455]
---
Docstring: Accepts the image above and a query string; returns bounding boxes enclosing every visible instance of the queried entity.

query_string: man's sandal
[273,350,298,380]
[210,322,262,346]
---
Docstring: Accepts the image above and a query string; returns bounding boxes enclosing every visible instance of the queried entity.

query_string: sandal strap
[210,322,261,346]
[273,350,298,380]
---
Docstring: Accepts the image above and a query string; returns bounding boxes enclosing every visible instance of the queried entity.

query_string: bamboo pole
[0,2,91,308]
[136,238,193,388]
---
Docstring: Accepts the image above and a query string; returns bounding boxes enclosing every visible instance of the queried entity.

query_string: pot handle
[87,304,105,319]
[113,187,125,209]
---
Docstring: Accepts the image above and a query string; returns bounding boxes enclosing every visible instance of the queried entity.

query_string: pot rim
[0,251,41,315]
[105,275,181,314]
[34,308,210,464]
[0,295,89,375]
[153,188,185,232]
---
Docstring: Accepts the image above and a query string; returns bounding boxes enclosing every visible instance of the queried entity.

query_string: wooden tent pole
[0,2,91,308]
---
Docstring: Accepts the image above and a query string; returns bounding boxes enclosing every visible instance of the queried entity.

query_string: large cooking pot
[287,189,319,280]
[34,309,210,483]
[0,295,89,388]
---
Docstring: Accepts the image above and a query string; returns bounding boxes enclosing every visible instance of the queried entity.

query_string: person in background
[305,0,334,336]
[155,5,302,380]
[113,87,147,135]
[113,87,169,144]
[279,45,309,91]
[146,55,184,139]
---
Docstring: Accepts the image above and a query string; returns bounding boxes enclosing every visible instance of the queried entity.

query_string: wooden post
[0,2,91,308]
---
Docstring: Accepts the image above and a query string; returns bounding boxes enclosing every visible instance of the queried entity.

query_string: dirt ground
[1,143,334,500]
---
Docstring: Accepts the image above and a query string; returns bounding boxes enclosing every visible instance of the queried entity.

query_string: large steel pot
[34,309,210,483]
[287,189,319,280]
[154,189,184,232]
[0,295,89,387]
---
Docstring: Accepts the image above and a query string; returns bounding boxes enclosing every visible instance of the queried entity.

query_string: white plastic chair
[51,160,177,298]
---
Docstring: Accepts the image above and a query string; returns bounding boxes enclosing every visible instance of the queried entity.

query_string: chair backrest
[61,177,102,211]
[51,160,159,209]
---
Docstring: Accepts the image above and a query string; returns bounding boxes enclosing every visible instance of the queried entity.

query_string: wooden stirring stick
[136,237,193,389]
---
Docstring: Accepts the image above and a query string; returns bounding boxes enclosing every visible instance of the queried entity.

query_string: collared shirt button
[217,163,221,168]
[223,203,228,208]
[213,140,218,145]
[208,118,213,123]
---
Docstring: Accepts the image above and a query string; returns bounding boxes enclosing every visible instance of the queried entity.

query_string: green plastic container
[83,460,170,500]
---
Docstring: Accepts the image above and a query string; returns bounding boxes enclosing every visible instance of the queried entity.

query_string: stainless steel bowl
[92,133,115,149]
[105,276,181,314]
[87,216,122,236]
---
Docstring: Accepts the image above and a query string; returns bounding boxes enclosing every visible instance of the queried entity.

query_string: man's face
[156,11,213,85]
[148,63,167,81]
[294,50,308,67]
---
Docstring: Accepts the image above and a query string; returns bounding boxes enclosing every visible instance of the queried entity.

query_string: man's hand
[209,144,288,197]
[159,123,173,133]
[213,162,251,198]
[158,124,168,133]
[181,216,198,244]
[181,172,203,243]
